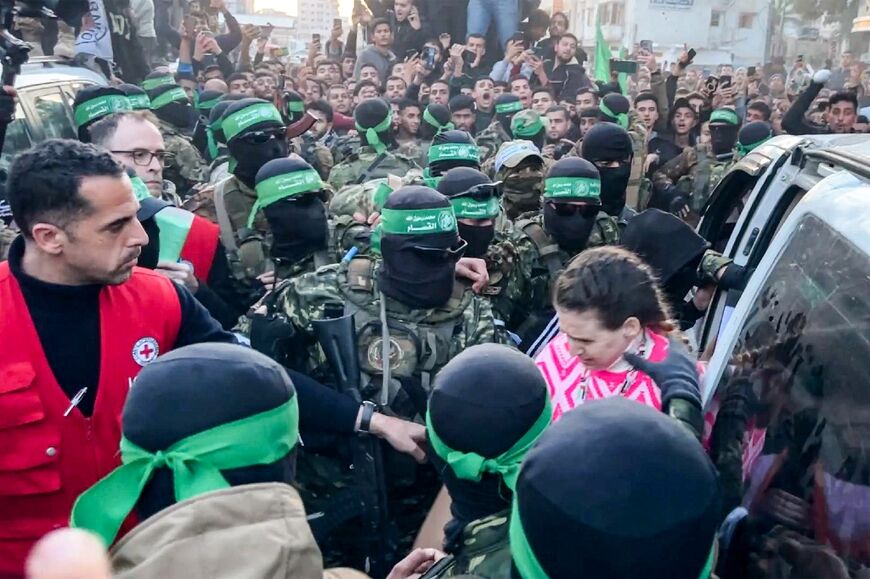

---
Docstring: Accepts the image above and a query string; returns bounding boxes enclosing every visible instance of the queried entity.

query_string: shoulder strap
[520,220,563,277]
[346,257,376,292]
[213,179,238,253]
[355,152,389,184]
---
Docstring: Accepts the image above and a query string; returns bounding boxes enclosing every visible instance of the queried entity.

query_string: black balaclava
[223,98,288,189]
[512,397,721,579]
[736,121,774,158]
[283,89,306,124]
[541,156,602,254]
[622,209,709,310]
[355,97,395,153]
[709,109,741,156]
[147,83,194,130]
[255,157,328,263]
[378,186,463,309]
[117,83,151,110]
[73,85,132,142]
[494,94,523,134]
[419,103,454,141]
[428,344,550,550]
[581,123,633,217]
[437,167,498,258]
[428,129,482,178]
[127,344,298,521]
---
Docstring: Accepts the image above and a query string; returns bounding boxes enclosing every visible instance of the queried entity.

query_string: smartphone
[719,75,732,89]
[747,66,756,78]
[704,75,720,95]
[639,39,653,53]
[405,49,418,60]
[333,17,342,28]
[422,45,437,69]
[312,33,320,43]
[462,49,476,65]
[532,44,546,58]
[610,60,638,74]
[511,31,525,47]
[259,24,272,40]
[686,48,697,63]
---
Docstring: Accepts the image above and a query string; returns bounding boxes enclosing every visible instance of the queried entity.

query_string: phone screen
[719,75,732,88]
[312,33,320,43]
[747,66,756,77]
[462,49,476,65]
[686,48,697,62]
[334,18,342,28]
[422,46,437,69]
[639,40,653,53]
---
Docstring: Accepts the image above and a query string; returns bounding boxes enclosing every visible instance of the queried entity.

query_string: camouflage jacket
[626,112,650,212]
[476,121,512,167]
[251,256,511,419]
[295,136,335,181]
[327,146,420,191]
[159,120,209,196]
[396,138,428,165]
[504,211,620,326]
[699,249,733,283]
[329,173,425,220]
[427,511,511,579]
[652,145,733,214]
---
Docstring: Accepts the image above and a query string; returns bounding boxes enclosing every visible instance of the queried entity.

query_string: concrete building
[564,0,770,66]
[296,0,340,44]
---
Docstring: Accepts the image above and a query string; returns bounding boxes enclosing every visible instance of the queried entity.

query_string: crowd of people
[0,0,867,577]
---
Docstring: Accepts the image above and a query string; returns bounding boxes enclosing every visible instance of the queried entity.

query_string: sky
[253,0,353,17]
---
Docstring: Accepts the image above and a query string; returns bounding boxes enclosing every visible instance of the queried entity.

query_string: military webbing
[518,220,563,278]
[355,152,389,185]
[213,180,240,253]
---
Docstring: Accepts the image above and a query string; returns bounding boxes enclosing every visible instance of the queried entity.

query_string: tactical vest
[421,510,512,579]
[678,155,730,214]
[337,256,472,419]
[213,176,272,282]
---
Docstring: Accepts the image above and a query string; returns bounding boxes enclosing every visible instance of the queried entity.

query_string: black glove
[624,339,701,409]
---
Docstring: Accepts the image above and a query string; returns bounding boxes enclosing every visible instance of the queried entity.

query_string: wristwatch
[357,400,377,433]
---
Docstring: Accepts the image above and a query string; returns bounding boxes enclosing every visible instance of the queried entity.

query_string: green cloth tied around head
[151,87,189,110]
[128,93,152,110]
[248,168,323,227]
[450,195,500,219]
[513,116,547,137]
[142,75,175,91]
[736,135,772,157]
[428,143,481,165]
[197,95,223,114]
[423,108,454,133]
[544,177,601,201]
[496,100,524,114]
[372,182,394,209]
[356,112,393,154]
[74,95,133,128]
[599,101,628,129]
[426,396,550,490]
[70,398,299,546]
[380,206,457,235]
[223,103,284,142]
[710,108,740,126]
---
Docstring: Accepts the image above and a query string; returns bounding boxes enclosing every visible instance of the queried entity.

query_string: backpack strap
[518,219,563,278]
[213,179,239,253]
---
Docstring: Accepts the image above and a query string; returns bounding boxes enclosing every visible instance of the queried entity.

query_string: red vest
[0,264,182,576]
[180,214,220,283]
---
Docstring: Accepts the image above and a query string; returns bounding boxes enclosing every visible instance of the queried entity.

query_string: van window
[0,102,32,173]
[31,88,76,140]
[707,213,870,573]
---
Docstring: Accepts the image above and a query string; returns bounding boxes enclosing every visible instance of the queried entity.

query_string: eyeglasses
[237,127,286,144]
[412,238,467,260]
[111,150,170,166]
[450,182,503,202]
[546,201,601,218]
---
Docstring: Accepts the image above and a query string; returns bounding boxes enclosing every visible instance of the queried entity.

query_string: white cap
[494,140,543,174]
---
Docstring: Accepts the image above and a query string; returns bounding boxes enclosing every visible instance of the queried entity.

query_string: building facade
[296,0,340,44]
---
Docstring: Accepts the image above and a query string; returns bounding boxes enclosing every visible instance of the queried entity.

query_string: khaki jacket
[111,483,368,579]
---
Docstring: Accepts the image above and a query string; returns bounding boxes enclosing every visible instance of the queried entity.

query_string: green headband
[71,398,299,546]
[131,175,151,201]
[543,177,601,201]
[142,75,175,91]
[127,93,151,110]
[450,195,500,219]
[422,168,441,189]
[423,108,454,132]
[496,100,523,114]
[380,206,457,235]
[248,169,323,227]
[206,127,220,161]
[599,101,629,129]
[736,134,772,157]
[426,397,550,490]
[74,95,132,128]
[513,116,546,137]
[286,100,305,113]
[710,109,740,126]
[509,500,716,579]
[151,87,189,110]
[428,143,480,164]
[355,112,393,154]
[223,103,284,142]
[197,96,223,112]
[372,182,394,209]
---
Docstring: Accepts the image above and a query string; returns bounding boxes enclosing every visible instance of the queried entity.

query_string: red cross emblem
[132,337,159,366]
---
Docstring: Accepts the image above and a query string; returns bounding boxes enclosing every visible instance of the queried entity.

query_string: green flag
[618,46,629,94]
[594,22,611,84]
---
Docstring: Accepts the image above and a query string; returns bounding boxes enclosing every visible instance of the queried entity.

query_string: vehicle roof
[791,176,870,255]
[735,133,870,174]
[15,58,108,89]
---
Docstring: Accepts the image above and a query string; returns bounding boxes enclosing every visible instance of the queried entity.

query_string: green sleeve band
[450,195,500,219]
[141,75,175,91]
[223,103,284,142]
[513,117,546,137]
[496,100,524,114]
[380,206,457,235]
[130,175,151,202]
[355,113,393,155]
[128,93,152,110]
[286,100,305,113]
[70,397,299,546]
[710,109,740,125]
[248,169,323,227]
[427,142,481,164]
[151,87,189,110]
[544,177,601,201]
[599,101,628,129]
[155,206,195,263]
[423,107,453,132]
[426,396,550,491]
[197,96,223,112]
[74,95,132,128]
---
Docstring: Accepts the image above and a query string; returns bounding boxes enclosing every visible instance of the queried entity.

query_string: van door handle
[743,227,760,257]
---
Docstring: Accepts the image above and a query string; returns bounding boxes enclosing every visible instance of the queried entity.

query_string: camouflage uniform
[329,174,425,221]
[396,138,427,165]
[699,249,733,283]
[0,220,17,262]
[475,121,512,166]
[327,145,421,191]
[652,144,733,216]
[331,133,362,165]
[158,120,209,197]
[425,511,511,578]
[626,110,652,212]
[296,136,335,181]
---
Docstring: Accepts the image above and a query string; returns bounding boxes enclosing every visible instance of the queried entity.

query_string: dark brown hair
[554,246,675,333]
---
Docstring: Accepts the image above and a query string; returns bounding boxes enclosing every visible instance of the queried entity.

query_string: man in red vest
[88,112,248,329]
[0,139,426,576]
